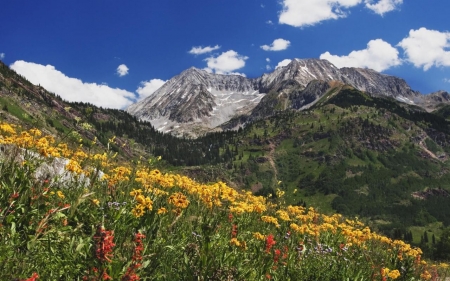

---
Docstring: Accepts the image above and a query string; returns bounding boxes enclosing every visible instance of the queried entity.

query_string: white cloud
[276,59,292,69]
[204,50,248,75]
[397,27,450,71]
[188,45,221,55]
[444,78,450,83]
[116,64,129,77]
[10,60,135,109]
[266,58,271,62]
[320,39,401,71]
[365,0,402,15]
[266,20,274,25]
[279,0,362,27]
[0,53,4,60]
[261,38,291,51]
[136,79,167,101]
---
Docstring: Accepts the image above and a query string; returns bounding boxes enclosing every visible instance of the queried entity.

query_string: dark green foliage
[435,228,450,260]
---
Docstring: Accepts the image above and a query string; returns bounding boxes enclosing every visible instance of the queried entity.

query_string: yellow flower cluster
[66,159,83,175]
[108,166,131,186]
[130,189,153,217]
[382,268,401,280]
[0,123,16,134]
[253,232,265,241]
[230,238,247,250]
[168,192,189,209]
[261,216,280,228]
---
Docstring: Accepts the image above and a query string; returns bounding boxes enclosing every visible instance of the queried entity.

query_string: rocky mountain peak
[258,58,343,92]
[127,67,263,137]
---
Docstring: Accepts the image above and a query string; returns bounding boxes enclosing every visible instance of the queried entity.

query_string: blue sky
[1,0,450,109]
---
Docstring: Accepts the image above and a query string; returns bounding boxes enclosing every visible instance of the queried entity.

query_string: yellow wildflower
[92,199,100,206]
[29,128,42,137]
[387,269,400,280]
[144,197,153,210]
[132,205,145,218]
[168,192,190,209]
[57,190,65,199]
[420,270,431,280]
[253,232,265,241]
[157,207,168,215]
[65,159,83,175]
[0,123,16,134]
[261,216,280,227]
[230,238,241,247]
[130,189,143,197]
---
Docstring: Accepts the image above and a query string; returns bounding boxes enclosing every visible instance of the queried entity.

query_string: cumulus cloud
[116,64,129,77]
[10,60,135,109]
[279,0,362,27]
[397,27,450,71]
[266,20,274,25]
[365,0,402,15]
[136,79,167,101]
[261,38,291,51]
[276,59,292,69]
[320,39,401,71]
[0,53,4,60]
[204,50,248,75]
[188,45,221,55]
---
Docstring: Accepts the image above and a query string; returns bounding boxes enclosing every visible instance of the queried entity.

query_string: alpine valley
[2,59,450,257]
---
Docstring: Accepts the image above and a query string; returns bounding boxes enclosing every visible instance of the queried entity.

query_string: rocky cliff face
[127,59,449,137]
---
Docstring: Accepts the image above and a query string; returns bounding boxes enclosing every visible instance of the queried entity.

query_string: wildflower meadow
[0,122,449,280]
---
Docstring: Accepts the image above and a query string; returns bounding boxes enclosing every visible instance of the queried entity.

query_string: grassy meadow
[0,122,449,280]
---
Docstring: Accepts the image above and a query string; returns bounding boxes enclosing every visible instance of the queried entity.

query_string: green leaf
[10,221,16,236]
[75,243,84,252]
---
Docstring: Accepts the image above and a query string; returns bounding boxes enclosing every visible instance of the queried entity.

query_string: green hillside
[3,61,450,260]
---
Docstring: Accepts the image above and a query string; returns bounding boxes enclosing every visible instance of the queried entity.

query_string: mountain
[127,67,264,137]
[128,58,445,136]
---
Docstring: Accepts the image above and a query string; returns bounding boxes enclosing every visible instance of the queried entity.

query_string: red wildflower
[122,232,146,281]
[10,192,19,199]
[231,224,238,238]
[265,234,276,253]
[94,226,115,263]
[228,213,233,222]
[22,272,39,281]
[274,249,281,264]
[102,271,112,280]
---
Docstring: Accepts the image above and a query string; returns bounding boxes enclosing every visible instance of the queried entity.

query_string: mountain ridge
[127,58,449,137]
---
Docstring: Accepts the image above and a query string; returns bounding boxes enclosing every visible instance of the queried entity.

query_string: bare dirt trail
[419,140,440,161]
[267,141,279,182]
